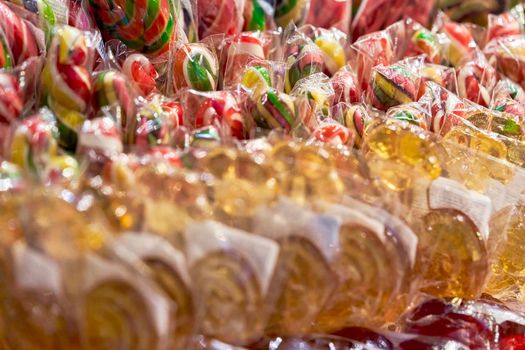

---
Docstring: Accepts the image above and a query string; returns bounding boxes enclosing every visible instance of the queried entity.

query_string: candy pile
[2,0,525,349]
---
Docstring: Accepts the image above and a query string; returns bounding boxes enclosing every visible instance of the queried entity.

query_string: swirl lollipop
[173,43,219,92]
[0,0,40,65]
[253,89,296,133]
[41,26,93,151]
[92,70,137,129]
[89,0,176,56]
[274,0,309,27]
[197,0,242,39]
[8,109,59,175]
[123,53,158,96]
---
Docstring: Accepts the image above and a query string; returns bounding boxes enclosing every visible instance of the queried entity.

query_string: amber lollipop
[363,121,489,299]
[113,232,194,349]
[313,200,409,331]
[17,190,173,350]
[185,220,279,345]
[253,198,338,335]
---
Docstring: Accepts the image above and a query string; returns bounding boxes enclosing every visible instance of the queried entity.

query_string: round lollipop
[369,63,419,111]
[241,65,272,97]
[285,44,324,93]
[0,0,40,65]
[89,0,176,56]
[338,104,370,147]
[92,70,137,129]
[173,43,219,92]
[314,35,346,76]
[442,22,477,67]
[41,26,93,151]
[243,0,274,31]
[224,33,266,87]
[274,0,309,27]
[122,53,158,96]
[331,67,360,105]
[311,123,352,146]
[8,110,59,175]
[194,91,246,139]
[197,0,242,39]
[254,88,296,132]
[457,57,496,107]
[411,28,441,64]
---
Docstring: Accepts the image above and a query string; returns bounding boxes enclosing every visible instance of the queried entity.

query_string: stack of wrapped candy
[3,0,525,349]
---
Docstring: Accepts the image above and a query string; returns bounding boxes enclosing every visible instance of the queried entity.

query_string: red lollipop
[197,0,242,39]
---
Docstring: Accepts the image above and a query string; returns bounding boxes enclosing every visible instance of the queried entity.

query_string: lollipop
[0,72,23,125]
[197,0,242,39]
[173,43,219,92]
[369,63,419,111]
[487,9,522,41]
[284,44,324,93]
[411,28,441,64]
[243,0,275,31]
[41,26,93,151]
[240,65,272,97]
[441,21,477,67]
[387,104,428,130]
[311,123,353,146]
[224,33,266,87]
[491,79,525,118]
[0,32,12,69]
[129,95,182,147]
[193,91,246,139]
[313,35,346,77]
[89,0,176,55]
[305,0,350,31]
[122,53,158,96]
[8,109,58,175]
[0,0,40,65]
[338,104,371,147]
[77,117,123,175]
[484,35,525,90]
[92,70,137,129]
[331,66,360,106]
[254,88,296,132]
[274,0,309,27]
[457,55,496,107]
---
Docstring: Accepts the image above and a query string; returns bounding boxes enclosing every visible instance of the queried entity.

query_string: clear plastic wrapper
[332,102,373,148]
[330,65,361,106]
[418,62,457,98]
[122,53,159,96]
[484,34,525,90]
[487,4,525,42]
[362,120,524,300]
[290,72,334,119]
[434,13,478,67]
[491,78,525,119]
[283,34,324,93]
[351,0,434,40]
[350,20,409,93]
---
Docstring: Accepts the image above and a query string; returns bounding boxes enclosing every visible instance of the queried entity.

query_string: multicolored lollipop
[122,53,158,96]
[274,0,309,27]
[92,70,137,130]
[197,0,243,39]
[41,26,93,151]
[254,88,296,132]
[89,0,176,56]
[173,43,219,92]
